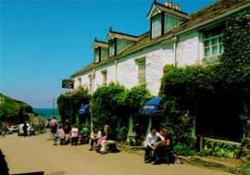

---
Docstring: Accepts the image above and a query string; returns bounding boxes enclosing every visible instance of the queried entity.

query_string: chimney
[164,1,181,11]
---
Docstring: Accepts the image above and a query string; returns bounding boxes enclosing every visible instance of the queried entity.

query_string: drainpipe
[115,59,118,82]
[173,36,178,67]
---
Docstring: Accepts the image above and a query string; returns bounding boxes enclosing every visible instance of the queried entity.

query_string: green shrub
[116,126,128,141]
[201,138,241,158]
[241,162,250,175]
[173,143,196,156]
[159,9,250,157]
[91,84,152,141]
[91,83,127,130]
[57,87,91,123]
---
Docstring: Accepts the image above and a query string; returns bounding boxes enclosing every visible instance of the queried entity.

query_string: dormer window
[164,14,183,33]
[108,30,138,55]
[147,1,190,39]
[93,39,109,63]
[94,47,101,63]
[109,39,117,57]
[151,14,163,38]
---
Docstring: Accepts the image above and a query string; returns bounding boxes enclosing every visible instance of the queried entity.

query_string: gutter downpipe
[115,59,118,82]
[173,36,178,67]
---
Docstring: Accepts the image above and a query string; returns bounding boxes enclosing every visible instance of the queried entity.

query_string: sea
[33,108,60,120]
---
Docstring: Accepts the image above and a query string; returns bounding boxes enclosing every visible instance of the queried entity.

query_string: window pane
[204,48,210,57]
[203,33,224,59]
[219,36,222,43]
[152,15,161,38]
[219,44,224,54]
[204,40,210,47]
[211,38,218,45]
[138,61,145,84]
[212,45,218,55]
[109,41,115,57]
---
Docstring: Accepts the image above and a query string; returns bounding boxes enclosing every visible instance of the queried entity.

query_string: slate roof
[71,0,250,78]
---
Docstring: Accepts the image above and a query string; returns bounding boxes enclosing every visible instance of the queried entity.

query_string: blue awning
[140,97,161,116]
[79,104,90,115]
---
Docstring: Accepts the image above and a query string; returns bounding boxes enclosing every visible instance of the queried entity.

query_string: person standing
[63,120,71,145]
[23,122,28,137]
[49,117,58,141]
[81,124,90,144]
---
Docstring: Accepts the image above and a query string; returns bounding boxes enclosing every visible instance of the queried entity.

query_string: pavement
[0,134,233,175]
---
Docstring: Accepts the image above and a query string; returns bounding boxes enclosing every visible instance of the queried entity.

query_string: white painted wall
[93,62,116,91]
[176,32,201,66]
[73,31,203,96]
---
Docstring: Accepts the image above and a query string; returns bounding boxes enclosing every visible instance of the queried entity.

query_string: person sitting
[89,127,101,151]
[56,124,65,145]
[71,125,79,146]
[144,128,164,164]
[96,132,107,154]
[153,128,173,164]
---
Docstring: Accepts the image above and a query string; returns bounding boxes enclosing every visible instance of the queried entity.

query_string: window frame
[77,77,82,87]
[136,58,146,85]
[101,70,107,86]
[203,33,224,60]
[150,13,164,39]
[94,47,101,63]
[109,38,117,57]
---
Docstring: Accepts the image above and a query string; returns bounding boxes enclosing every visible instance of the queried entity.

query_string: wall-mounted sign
[62,79,74,89]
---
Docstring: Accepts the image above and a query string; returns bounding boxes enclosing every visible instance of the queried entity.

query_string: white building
[71,0,249,96]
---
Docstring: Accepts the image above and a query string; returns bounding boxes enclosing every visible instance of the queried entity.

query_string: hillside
[0,93,33,123]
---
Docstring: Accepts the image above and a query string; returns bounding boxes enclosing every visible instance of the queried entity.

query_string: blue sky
[0,0,215,108]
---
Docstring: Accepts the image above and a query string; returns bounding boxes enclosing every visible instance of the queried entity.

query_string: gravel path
[0,134,233,175]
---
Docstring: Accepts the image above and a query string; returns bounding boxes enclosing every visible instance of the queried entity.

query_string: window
[203,34,224,59]
[164,15,182,33]
[94,47,101,63]
[109,39,116,57]
[88,74,94,93]
[101,70,107,86]
[78,77,82,87]
[137,59,146,85]
[151,14,162,38]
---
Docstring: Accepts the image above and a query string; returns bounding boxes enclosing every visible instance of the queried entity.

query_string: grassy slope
[0,93,33,119]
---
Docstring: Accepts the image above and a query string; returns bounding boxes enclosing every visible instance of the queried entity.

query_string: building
[71,0,249,96]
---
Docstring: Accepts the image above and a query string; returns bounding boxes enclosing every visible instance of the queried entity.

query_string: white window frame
[203,33,224,60]
[101,70,107,86]
[136,58,146,85]
[109,40,116,57]
[151,14,162,38]
[77,77,82,87]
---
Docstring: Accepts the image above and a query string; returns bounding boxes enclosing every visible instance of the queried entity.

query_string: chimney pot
[164,1,181,11]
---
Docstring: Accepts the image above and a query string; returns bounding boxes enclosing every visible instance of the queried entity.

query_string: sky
[0,0,215,108]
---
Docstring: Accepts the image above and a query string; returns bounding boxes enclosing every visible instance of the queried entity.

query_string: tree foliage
[125,85,152,115]
[57,87,91,123]
[91,83,127,130]
[91,83,151,140]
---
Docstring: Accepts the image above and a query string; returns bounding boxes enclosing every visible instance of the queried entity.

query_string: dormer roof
[93,39,109,49]
[147,1,190,20]
[108,29,139,42]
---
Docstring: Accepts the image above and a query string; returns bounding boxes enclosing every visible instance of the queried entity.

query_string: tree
[57,87,91,124]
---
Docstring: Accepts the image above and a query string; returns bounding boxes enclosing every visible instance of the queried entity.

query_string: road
[0,134,232,175]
